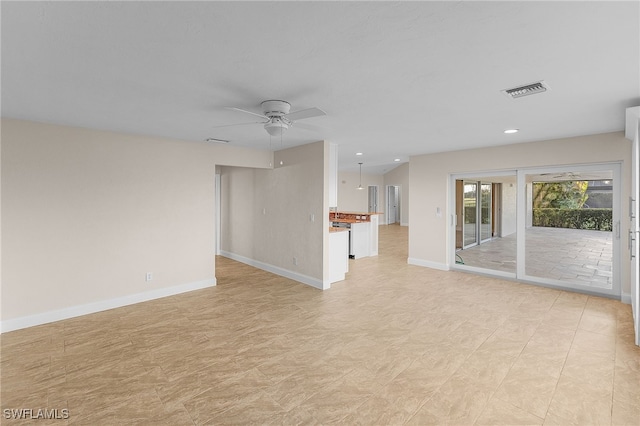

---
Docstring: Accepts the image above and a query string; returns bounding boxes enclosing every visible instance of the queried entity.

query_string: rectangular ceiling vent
[502,81,549,99]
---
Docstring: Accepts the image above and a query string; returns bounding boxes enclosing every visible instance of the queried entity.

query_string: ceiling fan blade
[291,122,322,132]
[225,106,269,120]
[211,121,267,129]
[284,107,326,122]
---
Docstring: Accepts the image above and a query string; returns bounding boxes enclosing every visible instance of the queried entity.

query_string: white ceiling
[2,1,638,174]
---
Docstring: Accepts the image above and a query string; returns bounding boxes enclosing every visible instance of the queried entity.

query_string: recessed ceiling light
[394,158,401,162]
[356,152,363,156]
[504,129,519,134]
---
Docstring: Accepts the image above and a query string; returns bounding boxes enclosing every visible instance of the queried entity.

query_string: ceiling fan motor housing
[261,100,292,136]
[261,100,291,117]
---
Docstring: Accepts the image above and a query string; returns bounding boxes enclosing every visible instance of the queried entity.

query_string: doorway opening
[387,185,400,224]
[368,185,379,213]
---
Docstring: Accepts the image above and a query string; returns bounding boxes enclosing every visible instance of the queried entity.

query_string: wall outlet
[145,272,153,281]
[310,213,315,222]
[293,257,298,266]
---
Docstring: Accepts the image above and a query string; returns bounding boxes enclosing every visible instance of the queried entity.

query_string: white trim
[622,292,632,305]
[453,264,517,280]
[401,222,409,227]
[407,257,450,271]
[215,173,221,256]
[0,278,216,333]
[220,250,326,290]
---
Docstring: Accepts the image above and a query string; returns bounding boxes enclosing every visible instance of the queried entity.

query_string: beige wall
[1,119,272,328]
[383,163,409,226]
[337,171,384,213]
[219,141,327,287]
[409,131,633,295]
[337,164,409,225]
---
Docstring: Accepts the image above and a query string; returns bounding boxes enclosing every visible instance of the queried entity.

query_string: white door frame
[368,185,379,213]
[630,116,639,345]
[215,173,221,256]
[386,185,399,224]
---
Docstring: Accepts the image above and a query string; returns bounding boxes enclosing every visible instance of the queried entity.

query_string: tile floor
[1,225,639,425]
[457,227,613,288]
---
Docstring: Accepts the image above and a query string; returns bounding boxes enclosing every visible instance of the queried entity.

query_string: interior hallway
[1,224,639,424]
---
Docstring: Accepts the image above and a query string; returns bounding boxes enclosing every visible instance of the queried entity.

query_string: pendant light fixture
[357,162,364,190]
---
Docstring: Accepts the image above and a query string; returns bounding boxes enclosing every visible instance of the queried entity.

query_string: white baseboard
[401,222,409,227]
[1,278,216,333]
[407,257,450,271]
[621,292,631,304]
[220,251,326,290]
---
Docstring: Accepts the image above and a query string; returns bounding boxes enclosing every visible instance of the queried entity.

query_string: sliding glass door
[452,163,620,297]
[518,165,620,296]
[455,174,516,276]
[461,181,492,248]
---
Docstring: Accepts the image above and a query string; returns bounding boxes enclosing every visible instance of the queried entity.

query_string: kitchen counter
[330,211,382,223]
[329,211,379,259]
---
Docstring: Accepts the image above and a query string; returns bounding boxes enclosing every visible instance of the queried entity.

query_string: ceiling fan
[216,100,326,137]
[540,171,583,179]
[537,171,611,181]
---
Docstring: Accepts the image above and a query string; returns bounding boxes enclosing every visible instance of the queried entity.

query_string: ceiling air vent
[205,138,230,144]
[502,81,549,99]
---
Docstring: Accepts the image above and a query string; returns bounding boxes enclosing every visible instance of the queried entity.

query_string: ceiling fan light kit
[264,118,289,136]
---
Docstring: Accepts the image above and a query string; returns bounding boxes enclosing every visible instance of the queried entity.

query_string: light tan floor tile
[475,397,544,425]
[2,224,637,425]
[611,396,640,426]
[299,378,374,424]
[451,349,515,389]
[491,318,541,343]
[201,391,286,425]
[182,370,271,424]
[413,376,493,424]
[578,312,617,335]
[540,306,583,330]
[615,340,640,374]
[613,365,640,406]
[376,373,441,416]
[561,346,614,390]
[522,324,576,355]
[493,369,559,418]
[570,327,616,360]
[545,374,612,425]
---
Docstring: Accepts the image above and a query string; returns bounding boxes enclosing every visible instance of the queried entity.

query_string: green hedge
[532,208,612,231]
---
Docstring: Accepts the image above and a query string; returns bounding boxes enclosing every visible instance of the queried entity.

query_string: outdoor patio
[456,227,613,289]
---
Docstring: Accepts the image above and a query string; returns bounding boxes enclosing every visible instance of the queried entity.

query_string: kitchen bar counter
[330,211,380,259]
[330,211,381,223]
